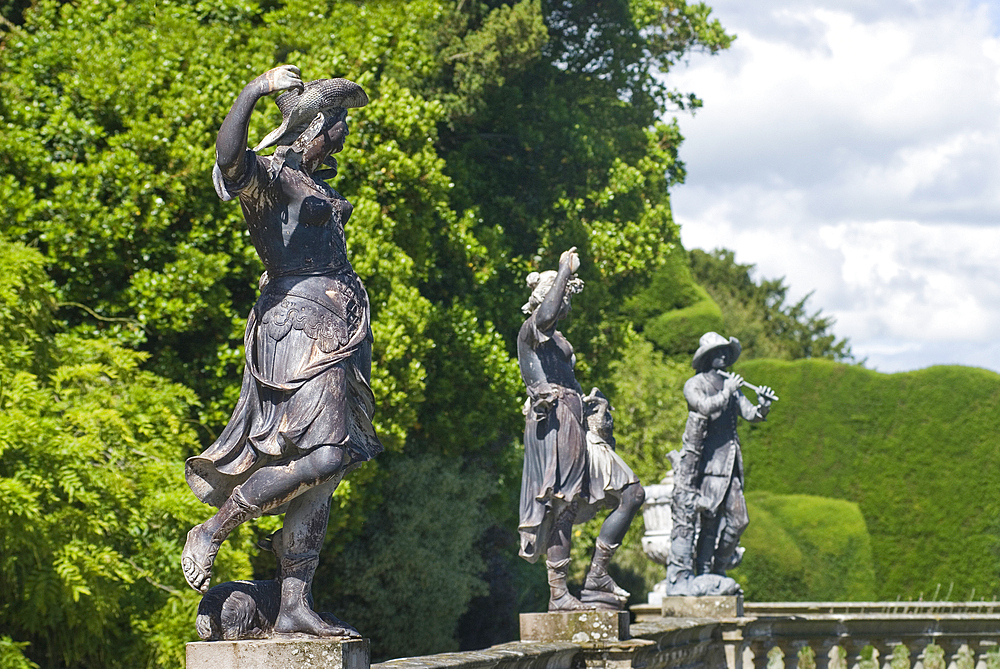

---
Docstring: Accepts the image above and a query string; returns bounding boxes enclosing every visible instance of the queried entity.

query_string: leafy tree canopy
[0,0,735,662]
[690,248,854,362]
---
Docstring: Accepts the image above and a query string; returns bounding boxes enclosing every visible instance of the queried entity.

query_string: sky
[667,0,1000,373]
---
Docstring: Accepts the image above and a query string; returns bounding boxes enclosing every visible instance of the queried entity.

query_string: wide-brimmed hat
[691,332,741,370]
[253,78,369,151]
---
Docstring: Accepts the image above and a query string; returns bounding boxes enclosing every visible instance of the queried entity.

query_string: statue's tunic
[186,150,383,512]
[516,312,637,563]
[682,371,766,518]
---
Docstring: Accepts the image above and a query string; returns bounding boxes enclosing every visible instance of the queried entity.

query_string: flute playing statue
[181,65,381,639]
[517,248,645,611]
[665,332,777,597]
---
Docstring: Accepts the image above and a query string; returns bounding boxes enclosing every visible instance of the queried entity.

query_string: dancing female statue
[181,65,381,638]
[517,248,645,611]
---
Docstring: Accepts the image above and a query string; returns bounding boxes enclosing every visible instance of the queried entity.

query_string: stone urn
[640,469,674,606]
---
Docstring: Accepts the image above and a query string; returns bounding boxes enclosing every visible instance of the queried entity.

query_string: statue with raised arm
[181,65,381,639]
[516,248,645,611]
[664,332,776,596]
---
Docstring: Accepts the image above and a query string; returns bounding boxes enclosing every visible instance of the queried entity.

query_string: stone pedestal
[520,610,630,644]
[186,637,369,669]
[661,595,743,619]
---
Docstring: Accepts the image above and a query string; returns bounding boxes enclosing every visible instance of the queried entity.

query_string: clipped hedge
[734,358,1000,600]
[622,245,724,356]
[734,491,876,601]
[642,288,724,357]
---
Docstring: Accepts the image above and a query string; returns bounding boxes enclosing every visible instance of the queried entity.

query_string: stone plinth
[520,611,629,644]
[186,637,369,669]
[661,595,742,619]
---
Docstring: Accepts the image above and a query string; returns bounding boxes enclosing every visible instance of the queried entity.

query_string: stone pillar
[520,611,630,644]
[186,637,369,669]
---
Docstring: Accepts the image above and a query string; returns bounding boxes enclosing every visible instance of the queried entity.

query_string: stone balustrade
[727,603,1000,669]
[366,603,1000,669]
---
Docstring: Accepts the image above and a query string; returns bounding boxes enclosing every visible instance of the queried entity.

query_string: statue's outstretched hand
[559,246,581,273]
[756,385,775,406]
[259,65,304,95]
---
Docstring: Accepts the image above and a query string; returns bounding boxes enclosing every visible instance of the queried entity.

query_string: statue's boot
[274,552,358,637]
[712,528,745,576]
[580,539,629,609]
[274,483,360,637]
[182,485,262,593]
[546,558,589,611]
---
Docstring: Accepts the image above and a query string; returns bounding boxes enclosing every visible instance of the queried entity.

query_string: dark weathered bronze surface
[515,248,645,612]
[181,65,379,640]
[663,332,776,597]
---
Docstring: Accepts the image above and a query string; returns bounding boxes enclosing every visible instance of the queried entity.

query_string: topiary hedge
[733,358,1000,600]
[734,491,876,601]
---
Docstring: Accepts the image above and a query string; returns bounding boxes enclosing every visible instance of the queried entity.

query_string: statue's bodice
[237,153,354,277]
[517,312,580,393]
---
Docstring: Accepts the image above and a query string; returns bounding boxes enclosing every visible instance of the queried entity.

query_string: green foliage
[623,244,724,357]
[691,249,853,362]
[734,492,876,602]
[316,453,491,661]
[735,358,1000,600]
[0,241,253,668]
[0,637,37,669]
[0,0,735,659]
[607,334,690,485]
[642,289,723,356]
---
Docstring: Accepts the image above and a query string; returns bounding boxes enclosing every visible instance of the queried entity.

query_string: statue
[516,247,645,611]
[664,332,776,596]
[180,65,381,639]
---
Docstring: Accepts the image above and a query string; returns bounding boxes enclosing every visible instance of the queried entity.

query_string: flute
[719,371,779,402]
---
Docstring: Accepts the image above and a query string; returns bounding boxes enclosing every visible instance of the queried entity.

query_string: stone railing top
[745,601,1000,616]
[372,641,580,669]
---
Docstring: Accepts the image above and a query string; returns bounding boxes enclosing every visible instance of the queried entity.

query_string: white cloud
[668,0,1000,373]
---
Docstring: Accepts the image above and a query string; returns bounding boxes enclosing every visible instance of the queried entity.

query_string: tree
[0,240,238,669]
[690,248,854,362]
[0,0,734,658]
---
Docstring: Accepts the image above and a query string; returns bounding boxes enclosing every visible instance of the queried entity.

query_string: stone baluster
[793,642,819,669]
[973,642,1000,669]
[766,644,786,669]
[813,642,841,669]
[828,645,848,669]
[741,643,759,669]
[921,642,947,669]
[948,641,975,669]
[889,642,914,669]
[774,640,801,669]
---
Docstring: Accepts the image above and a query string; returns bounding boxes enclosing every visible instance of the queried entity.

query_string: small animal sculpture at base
[195,530,360,641]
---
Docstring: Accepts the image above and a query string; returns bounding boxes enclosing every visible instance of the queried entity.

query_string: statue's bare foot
[182,523,220,593]
[549,592,592,611]
[275,604,354,637]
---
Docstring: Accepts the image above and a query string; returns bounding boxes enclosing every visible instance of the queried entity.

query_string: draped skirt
[186,272,382,514]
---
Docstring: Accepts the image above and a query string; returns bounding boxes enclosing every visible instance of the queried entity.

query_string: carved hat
[691,331,741,370]
[253,77,369,151]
